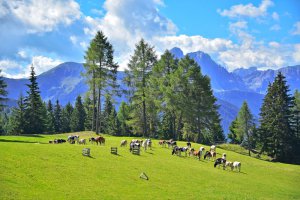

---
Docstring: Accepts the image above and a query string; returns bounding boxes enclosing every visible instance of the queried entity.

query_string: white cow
[232,161,241,172]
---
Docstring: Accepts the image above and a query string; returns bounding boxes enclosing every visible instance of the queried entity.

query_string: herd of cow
[49,136,241,172]
[158,139,241,172]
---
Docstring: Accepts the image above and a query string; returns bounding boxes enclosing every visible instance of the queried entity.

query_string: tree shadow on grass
[22,134,44,138]
[0,139,46,144]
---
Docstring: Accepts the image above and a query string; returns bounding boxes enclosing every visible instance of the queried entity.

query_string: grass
[0,132,300,200]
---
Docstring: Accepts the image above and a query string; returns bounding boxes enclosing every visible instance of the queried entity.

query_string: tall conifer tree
[24,65,45,134]
[0,69,8,111]
[125,39,157,137]
[83,31,118,134]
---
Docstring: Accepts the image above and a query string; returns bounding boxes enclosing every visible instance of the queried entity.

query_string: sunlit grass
[0,132,299,199]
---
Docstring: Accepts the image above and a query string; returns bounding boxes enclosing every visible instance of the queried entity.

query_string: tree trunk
[92,69,96,132]
[176,113,182,141]
[142,89,147,138]
[96,87,101,134]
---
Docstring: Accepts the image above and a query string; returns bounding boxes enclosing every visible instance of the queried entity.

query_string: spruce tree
[117,101,131,136]
[236,101,256,155]
[24,65,45,134]
[83,95,93,131]
[258,72,293,161]
[46,100,55,133]
[228,117,239,144]
[124,39,157,137]
[71,96,86,132]
[7,95,25,135]
[0,69,8,111]
[173,56,224,143]
[61,102,73,133]
[54,100,62,133]
[149,50,178,139]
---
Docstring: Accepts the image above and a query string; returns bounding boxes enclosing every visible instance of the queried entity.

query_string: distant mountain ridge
[170,47,247,92]
[233,65,300,94]
[3,48,300,135]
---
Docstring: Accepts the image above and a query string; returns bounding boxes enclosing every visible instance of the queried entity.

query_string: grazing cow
[210,145,216,153]
[95,136,105,145]
[142,139,152,151]
[204,151,216,160]
[67,135,79,144]
[199,147,205,159]
[222,153,226,160]
[225,161,233,170]
[89,137,96,144]
[167,140,177,148]
[232,161,241,172]
[159,140,166,147]
[187,142,191,148]
[79,139,86,145]
[172,146,180,156]
[120,140,127,147]
[214,158,226,169]
[49,140,53,144]
[130,141,140,152]
[54,139,66,144]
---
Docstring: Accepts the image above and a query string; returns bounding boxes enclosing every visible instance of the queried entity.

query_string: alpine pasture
[1,132,300,200]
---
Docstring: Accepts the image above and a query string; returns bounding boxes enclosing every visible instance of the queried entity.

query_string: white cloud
[83,0,177,69]
[270,24,281,31]
[218,0,273,18]
[0,59,22,71]
[17,50,27,59]
[0,0,81,33]
[293,44,300,62]
[70,35,78,45]
[154,35,234,55]
[272,12,279,20]
[0,56,61,78]
[30,56,61,75]
[268,41,280,48]
[291,21,300,35]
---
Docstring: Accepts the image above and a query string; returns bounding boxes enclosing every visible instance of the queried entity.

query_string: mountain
[170,48,248,92]
[4,49,299,135]
[233,65,300,94]
[4,62,88,105]
[214,90,264,116]
[216,99,239,134]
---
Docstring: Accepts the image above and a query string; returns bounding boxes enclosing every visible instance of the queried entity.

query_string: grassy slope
[0,132,299,200]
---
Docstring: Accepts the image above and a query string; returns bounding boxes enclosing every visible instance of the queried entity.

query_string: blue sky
[0,0,299,78]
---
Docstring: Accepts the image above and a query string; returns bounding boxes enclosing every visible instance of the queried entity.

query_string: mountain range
[3,47,300,135]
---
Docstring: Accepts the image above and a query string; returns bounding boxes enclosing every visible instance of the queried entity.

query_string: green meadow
[0,132,299,200]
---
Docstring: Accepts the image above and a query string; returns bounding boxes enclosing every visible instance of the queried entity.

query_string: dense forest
[0,31,300,163]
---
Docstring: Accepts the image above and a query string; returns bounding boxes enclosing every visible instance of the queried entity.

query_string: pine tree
[258,72,293,161]
[173,56,224,143]
[124,39,157,137]
[117,101,131,136]
[291,90,300,139]
[0,69,8,111]
[83,95,93,131]
[228,117,239,144]
[237,101,256,156]
[46,100,55,133]
[71,96,86,132]
[54,100,62,133]
[102,94,120,135]
[103,94,113,133]
[83,31,118,134]
[7,94,26,135]
[61,102,73,133]
[24,65,45,134]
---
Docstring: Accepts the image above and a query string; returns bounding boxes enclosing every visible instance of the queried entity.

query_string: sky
[0,0,300,78]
